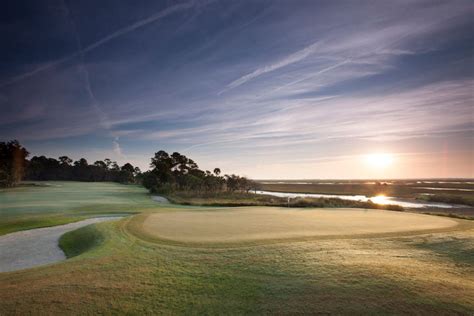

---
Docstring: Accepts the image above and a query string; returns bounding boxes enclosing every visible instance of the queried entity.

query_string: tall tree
[59,156,73,166]
[74,158,89,167]
[94,160,107,169]
[0,140,29,187]
[118,163,136,183]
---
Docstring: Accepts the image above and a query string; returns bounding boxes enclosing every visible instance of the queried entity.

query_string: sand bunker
[140,207,458,244]
[151,195,170,203]
[0,217,123,273]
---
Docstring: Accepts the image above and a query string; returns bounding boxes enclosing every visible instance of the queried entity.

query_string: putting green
[136,207,459,244]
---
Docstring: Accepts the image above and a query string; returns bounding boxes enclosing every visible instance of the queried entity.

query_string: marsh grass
[418,193,474,207]
[168,191,405,211]
[259,181,474,199]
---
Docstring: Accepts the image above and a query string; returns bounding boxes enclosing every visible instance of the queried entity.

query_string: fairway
[0,182,161,235]
[138,207,459,244]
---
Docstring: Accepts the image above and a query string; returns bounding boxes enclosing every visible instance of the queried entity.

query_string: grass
[59,224,105,258]
[0,214,87,236]
[257,181,474,217]
[0,181,158,235]
[1,181,473,314]
[412,236,474,266]
[167,191,405,211]
[418,193,474,207]
[136,207,459,245]
[258,180,474,199]
[1,219,473,314]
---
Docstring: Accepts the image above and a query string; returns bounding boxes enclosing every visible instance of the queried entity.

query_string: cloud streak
[219,41,322,94]
[63,0,111,131]
[2,0,472,178]
[0,0,203,88]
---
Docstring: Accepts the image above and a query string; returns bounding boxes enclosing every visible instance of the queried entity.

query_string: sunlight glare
[371,194,389,205]
[365,153,394,168]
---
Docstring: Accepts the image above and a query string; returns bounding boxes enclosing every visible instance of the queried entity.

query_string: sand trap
[140,207,458,244]
[0,217,123,273]
[151,195,170,203]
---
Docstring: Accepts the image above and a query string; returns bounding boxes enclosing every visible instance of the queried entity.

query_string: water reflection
[254,191,460,209]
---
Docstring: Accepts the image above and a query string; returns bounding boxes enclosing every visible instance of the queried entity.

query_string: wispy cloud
[124,79,473,152]
[219,41,321,94]
[0,1,204,88]
[63,0,110,130]
[112,137,123,157]
[2,0,472,178]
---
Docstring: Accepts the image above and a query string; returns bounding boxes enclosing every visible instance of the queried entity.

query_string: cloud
[219,41,321,94]
[112,138,123,157]
[79,1,203,54]
[63,0,111,130]
[216,0,471,97]
[0,0,205,88]
[120,79,473,154]
[2,0,472,178]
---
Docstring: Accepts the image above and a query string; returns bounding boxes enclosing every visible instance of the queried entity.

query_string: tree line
[142,150,259,194]
[0,140,140,187]
[1,140,259,194]
[26,156,141,183]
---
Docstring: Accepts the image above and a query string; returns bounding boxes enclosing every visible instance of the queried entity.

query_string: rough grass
[410,234,474,266]
[59,225,105,258]
[0,214,86,236]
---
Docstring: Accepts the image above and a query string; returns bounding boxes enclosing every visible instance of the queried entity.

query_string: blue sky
[1,0,473,179]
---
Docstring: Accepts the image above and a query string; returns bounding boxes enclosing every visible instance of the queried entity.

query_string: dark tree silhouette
[1,141,251,191]
[59,156,72,166]
[0,140,29,187]
[143,150,254,195]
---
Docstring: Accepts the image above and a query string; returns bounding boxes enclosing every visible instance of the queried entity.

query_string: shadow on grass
[412,238,474,266]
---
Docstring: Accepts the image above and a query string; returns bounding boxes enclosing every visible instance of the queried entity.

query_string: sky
[1,0,473,179]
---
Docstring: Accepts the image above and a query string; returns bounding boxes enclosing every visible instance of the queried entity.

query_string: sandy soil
[141,207,458,243]
[0,217,123,273]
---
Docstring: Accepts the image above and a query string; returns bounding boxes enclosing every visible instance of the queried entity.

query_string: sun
[365,153,394,168]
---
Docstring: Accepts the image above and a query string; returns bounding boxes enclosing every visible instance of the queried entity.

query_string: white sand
[0,217,123,273]
[151,195,170,203]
